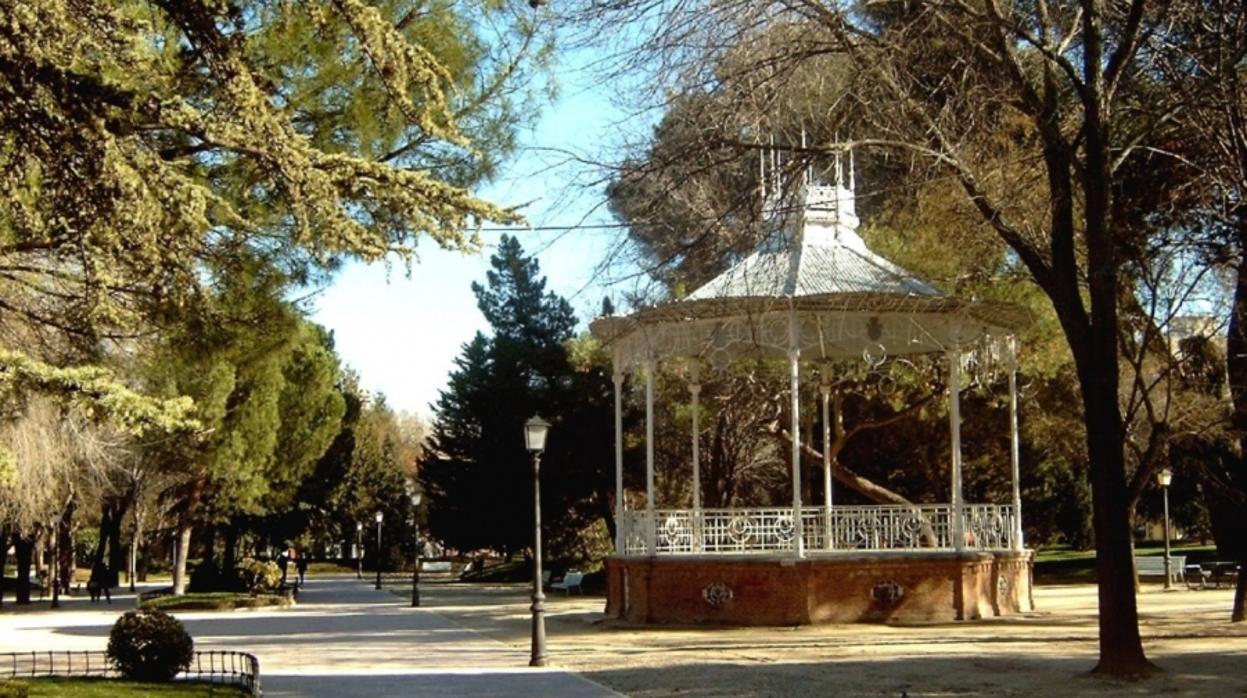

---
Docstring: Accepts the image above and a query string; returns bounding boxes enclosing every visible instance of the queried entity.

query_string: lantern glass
[524,415,551,453]
[1158,468,1173,487]
[375,511,384,524]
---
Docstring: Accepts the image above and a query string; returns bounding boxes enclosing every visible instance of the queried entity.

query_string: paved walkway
[0,575,619,697]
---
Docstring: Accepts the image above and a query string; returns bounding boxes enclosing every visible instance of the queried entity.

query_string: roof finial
[800,128,810,187]
[759,139,766,210]
[834,132,843,189]
[849,147,856,193]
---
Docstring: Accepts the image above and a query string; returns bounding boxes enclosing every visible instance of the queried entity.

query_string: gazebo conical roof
[592,175,1028,370]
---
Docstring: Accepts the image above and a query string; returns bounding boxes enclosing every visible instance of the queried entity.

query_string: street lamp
[356,522,363,580]
[524,415,551,667]
[1158,467,1173,590]
[374,511,384,591]
[50,517,60,609]
[411,492,423,608]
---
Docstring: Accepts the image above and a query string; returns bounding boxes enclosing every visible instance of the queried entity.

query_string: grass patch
[1,678,248,697]
[1034,542,1222,584]
[305,562,356,575]
[139,591,290,612]
[454,561,606,593]
[457,560,528,583]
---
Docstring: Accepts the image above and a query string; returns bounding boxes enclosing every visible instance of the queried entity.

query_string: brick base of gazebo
[603,550,1034,625]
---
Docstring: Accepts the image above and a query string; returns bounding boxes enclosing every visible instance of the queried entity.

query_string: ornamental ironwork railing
[622,503,1016,555]
[0,650,262,697]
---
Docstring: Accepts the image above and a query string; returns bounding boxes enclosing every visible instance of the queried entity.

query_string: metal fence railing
[0,650,261,697]
[624,503,1019,556]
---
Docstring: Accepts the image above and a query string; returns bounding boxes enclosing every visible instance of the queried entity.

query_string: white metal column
[689,364,702,552]
[948,347,965,552]
[789,349,805,558]
[1008,336,1024,550]
[689,364,701,513]
[613,364,625,555]
[820,381,833,550]
[645,358,656,554]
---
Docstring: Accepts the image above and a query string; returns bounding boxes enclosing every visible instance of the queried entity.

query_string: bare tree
[553,0,1224,676]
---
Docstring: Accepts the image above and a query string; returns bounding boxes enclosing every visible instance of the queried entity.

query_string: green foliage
[74,528,100,568]
[0,681,28,698]
[23,678,248,697]
[0,0,536,435]
[266,326,347,512]
[140,591,288,612]
[0,351,197,435]
[237,558,282,593]
[422,236,616,560]
[106,609,194,682]
[297,374,423,572]
[0,446,14,489]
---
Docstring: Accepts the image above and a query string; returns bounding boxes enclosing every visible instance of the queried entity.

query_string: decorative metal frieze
[605,309,1014,373]
[703,582,734,607]
[620,504,1017,556]
[871,580,905,606]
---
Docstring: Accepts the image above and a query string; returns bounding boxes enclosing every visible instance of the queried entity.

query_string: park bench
[420,561,452,573]
[1184,564,1211,590]
[1136,554,1184,585]
[551,570,584,595]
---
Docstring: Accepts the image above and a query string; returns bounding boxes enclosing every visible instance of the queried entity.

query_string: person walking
[88,561,111,604]
[296,553,309,586]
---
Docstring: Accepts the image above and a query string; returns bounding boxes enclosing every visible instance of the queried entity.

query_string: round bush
[107,608,194,681]
[237,558,282,592]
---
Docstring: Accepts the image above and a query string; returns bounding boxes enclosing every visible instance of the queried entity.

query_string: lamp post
[1159,467,1173,590]
[411,492,423,608]
[50,517,60,609]
[524,415,550,667]
[374,511,384,591]
[356,522,363,580]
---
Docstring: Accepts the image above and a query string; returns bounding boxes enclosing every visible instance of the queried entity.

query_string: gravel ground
[414,579,1247,697]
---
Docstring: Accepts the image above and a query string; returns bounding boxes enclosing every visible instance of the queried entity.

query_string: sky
[309,47,639,419]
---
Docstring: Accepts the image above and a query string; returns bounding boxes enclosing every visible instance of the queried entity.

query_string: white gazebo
[591,160,1034,625]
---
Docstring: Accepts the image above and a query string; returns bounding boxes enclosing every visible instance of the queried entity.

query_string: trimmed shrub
[0,681,29,698]
[106,609,194,681]
[237,558,281,593]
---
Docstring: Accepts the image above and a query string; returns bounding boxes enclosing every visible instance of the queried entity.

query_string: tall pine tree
[422,236,612,559]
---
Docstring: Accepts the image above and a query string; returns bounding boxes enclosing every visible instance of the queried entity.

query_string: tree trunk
[91,502,114,575]
[107,507,126,588]
[200,523,217,567]
[172,482,204,596]
[128,508,141,592]
[14,533,34,605]
[1222,219,1247,622]
[1069,198,1154,675]
[172,522,193,596]
[778,430,915,506]
[58,499,75,595]
[0,526,7,607]
[222,522,238,573]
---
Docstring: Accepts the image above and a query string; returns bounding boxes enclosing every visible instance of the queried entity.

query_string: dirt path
[413,579,1247,696]
[1,575,619,697]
